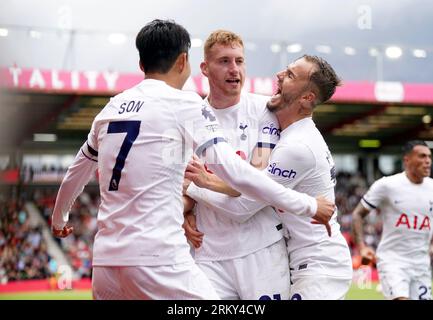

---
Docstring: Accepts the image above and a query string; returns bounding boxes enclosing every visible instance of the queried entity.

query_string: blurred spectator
[31,188,99,279]
[0,198,55,282]
[335,172,382,254]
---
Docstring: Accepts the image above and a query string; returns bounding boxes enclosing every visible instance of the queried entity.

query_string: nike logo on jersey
[267,163,296,179]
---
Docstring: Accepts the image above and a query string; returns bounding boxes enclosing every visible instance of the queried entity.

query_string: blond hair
[204,30,244,59]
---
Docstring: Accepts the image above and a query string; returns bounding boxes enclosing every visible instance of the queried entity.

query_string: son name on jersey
[118,100,144,114]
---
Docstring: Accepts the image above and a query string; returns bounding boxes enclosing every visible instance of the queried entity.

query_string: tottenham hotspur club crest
[201,106,216,122]
[239,123,248,141]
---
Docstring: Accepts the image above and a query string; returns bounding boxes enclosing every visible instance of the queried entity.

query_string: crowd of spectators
[1,186,99,283]
[33,188,99,279]
[0,195,55,283]
[335,171,383,258]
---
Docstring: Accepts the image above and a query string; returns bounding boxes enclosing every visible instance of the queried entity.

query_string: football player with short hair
[352,140,433,300]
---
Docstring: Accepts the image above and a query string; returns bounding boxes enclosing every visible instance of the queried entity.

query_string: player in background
[352,140,433,300]
[183,30,291,300]
[186,55,353,300]
[50,19,335,300]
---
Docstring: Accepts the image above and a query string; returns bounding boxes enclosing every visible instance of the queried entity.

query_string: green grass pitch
[0,284,385,300]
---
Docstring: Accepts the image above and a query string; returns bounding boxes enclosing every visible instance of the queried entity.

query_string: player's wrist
[309,197,318,217]
[51,222,66,232]
[205,174,217,190]
[358,242,368,251]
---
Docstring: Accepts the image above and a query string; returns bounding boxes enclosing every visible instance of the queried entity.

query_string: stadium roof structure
[1,66,433,154]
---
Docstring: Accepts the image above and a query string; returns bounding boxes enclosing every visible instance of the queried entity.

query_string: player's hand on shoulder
[52,225,74,238]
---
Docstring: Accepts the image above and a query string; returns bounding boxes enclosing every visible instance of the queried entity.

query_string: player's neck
[207,92,240,109]
[405,170,424,184]
[144,73,184,90]
[277,106,312,131]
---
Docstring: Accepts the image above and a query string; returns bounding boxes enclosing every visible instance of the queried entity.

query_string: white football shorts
[289,276,352,300]
[92,261,220,300]
[377,262,432,300]
[197,238,290,300]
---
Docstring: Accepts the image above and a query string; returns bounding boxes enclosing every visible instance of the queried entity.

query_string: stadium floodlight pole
[375,51,383,82]
[369,47,383,82]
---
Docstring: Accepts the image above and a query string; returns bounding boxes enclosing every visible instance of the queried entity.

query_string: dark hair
[402,140,428,156]
[301,54,341,105]
[135,19,191,74]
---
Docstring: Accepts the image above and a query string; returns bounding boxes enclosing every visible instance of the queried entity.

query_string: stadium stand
[0,197,54,283]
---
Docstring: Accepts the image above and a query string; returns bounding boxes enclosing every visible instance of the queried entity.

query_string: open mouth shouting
[270,85,282,104]
[226,78,241,87]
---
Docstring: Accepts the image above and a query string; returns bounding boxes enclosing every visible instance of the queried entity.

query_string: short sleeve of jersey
[361,177,388,210]
[256,97,280,150]
[175,97,226,156]
[266,141,315,189]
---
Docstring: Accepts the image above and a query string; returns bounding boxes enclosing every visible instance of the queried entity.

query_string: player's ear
[403,154,410,166]
[303,91,315,103]
[139,61,144,73]
[200,61,208,77]
[176,52,188,74]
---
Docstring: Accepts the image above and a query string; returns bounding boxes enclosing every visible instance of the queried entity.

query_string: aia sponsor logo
[395,213,430,231]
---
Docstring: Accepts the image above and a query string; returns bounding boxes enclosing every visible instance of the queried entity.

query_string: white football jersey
[85,79,226,266]
[361,172,433,268]
[193,93,284,261]
[269,118,352,279]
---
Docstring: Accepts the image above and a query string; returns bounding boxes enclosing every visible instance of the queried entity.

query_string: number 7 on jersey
[107,120,141,191]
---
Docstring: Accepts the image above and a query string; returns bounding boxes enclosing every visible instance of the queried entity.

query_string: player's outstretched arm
[352,202,376,264]
[185,156,240,197]
[187,178,334,236]
[199,142,335,226]
[186,182,266,223]
[186,145,272,198]
[51,141,98,237]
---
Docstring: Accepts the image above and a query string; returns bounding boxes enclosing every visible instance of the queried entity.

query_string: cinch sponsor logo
[267,163,296,179]
[262,124,280,136]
